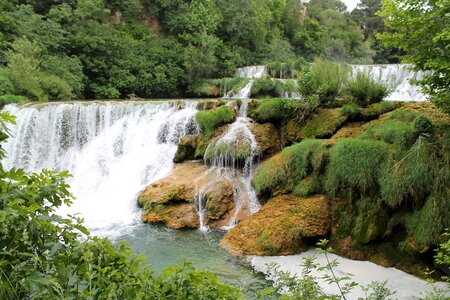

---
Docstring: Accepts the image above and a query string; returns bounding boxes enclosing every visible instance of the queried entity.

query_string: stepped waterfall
[227,64,429,101]
[3,101,199,236]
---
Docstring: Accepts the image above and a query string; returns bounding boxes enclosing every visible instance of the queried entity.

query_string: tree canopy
[0,0,393,101]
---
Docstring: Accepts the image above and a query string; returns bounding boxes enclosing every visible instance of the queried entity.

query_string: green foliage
[344,71,389,106]
[353,197,387,244]
[255,98,289,122]
[326,139,390,196]
[0,112,241,299]
[0,94,27,107]
[253,139,326,197]
[379,0,450,114]
[340,103,361,118]
[360,119,415,150]
[298,59,349,105]
[250,78,277,97]
[195,105,236,139]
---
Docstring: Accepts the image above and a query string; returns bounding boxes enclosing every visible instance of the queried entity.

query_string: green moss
[353,197,387,244]
[252,139,326,197]
[326,139,390,196]
[256,232,281,255]
[405,191,450,247]
[380,140,433,208]
[360,119,416,150]
[195,106,236,139]
[250,78,277,97]
[299,108,347,138]
[204,139,252,164]
[339,103,361,118]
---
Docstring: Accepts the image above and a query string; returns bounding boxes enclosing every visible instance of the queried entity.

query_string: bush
[195,105,236,139]
[340,103,361,118]
[360,119,416,150]
[255,98,288,122]
[40,74,73,100]
[219,77,250,96]
[253,139,325,197]
[250,78,277,97]
[190,79,222,97]
[344,71,389,107]
[0,94,27,108]
[298,59,349,105]
[326,139,390,196]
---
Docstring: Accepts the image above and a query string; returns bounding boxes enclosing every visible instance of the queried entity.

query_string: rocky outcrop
[221,194,331,256]
[249,123,282,157]
[173,135,198,163]
[138,162,238,228]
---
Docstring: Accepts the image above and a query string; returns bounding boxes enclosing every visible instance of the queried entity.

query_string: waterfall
[197,98,261,230]
[3,101,199,236]
[350,64,430,101]
[235,66,266,79]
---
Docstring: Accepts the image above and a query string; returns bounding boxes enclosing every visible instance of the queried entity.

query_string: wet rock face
[138,162,237,228]
[173,135,198,163]
[221,194,331,256]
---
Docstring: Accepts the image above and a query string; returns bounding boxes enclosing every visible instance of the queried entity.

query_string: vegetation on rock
[195,105,236,139]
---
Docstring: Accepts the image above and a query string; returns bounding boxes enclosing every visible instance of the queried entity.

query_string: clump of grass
[344,71,389,107]
[380,139,433,208]
[299,108,347,138]
[250,78,277,97]
[253,139,325,198]
[195,106,236,139]
[326,138,390,196]
[339,103,361,118]
[360,119,416,150]
[298,58,349,105]
[204,139,252,166]
[255,98,287,122]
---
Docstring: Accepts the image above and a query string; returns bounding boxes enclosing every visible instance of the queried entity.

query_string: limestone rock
[249,123,282,158]
[173,135,198,163]
[138,162,238,229]
[221,194,331,256]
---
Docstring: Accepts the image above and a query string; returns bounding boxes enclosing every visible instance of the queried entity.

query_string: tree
[378,0,450,114]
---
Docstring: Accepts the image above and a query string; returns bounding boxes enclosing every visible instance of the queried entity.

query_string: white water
[3,101,199,236]
[235,66,267,79]
[252,250,449,299]
[350,64,430,102]
[198,94,261,229]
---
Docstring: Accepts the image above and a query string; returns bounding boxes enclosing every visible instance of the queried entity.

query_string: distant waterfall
[350,64,430,101]
[235,66,266,79]
[3,101,199,236]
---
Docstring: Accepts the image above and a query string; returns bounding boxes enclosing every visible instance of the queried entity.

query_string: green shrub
[250,78,277,97]
[253,139,325,197]
[298,59,349,105]
[195,106,236,139]
[40,74,73,100]
[255,98,287,122]
[0,94,27,107]
[326,139,390,196]
[190,79,221,97]
[413,115,434,136]
[344,71,389,107]
[360,120,416,150]
[340,103,361,118]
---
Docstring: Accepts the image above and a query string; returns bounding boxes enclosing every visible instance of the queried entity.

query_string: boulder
[249,123,282,158]
[138,162,238,229]
[221,194,331,256]
[173,135,198,163]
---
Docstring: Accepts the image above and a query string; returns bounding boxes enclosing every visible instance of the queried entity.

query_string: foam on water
[3,101,199,236]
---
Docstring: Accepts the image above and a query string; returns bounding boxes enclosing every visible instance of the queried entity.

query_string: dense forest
[0,0,399,101]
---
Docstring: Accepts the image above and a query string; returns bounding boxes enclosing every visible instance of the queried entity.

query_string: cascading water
[198,86,261,230]
[234,66,267,79]
[350,64,430,101]
[3,101,199,236]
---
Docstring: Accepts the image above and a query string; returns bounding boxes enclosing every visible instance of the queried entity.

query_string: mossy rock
[173,135,198,163]
[221,194,331,256]
[284,108,346,143]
